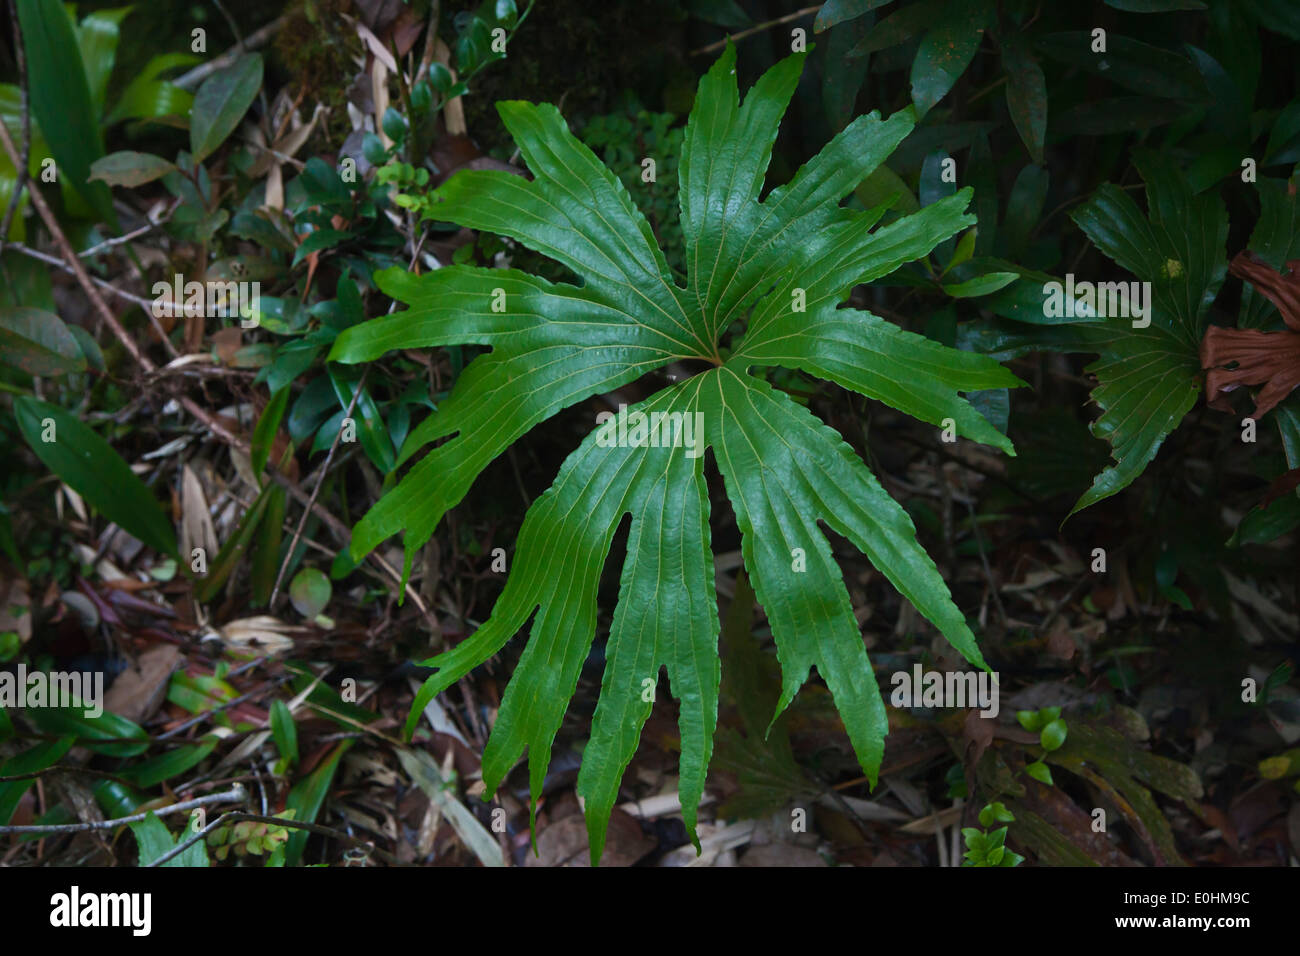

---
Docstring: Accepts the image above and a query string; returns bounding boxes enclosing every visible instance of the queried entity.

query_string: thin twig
[0,119,152,370]
[415,0,442,86]
[211,0,246,52]
[173,16,287,90]
[5,243,159,312]
[690,5,820,56]
[0,785,245,834]
[78,199,181,258]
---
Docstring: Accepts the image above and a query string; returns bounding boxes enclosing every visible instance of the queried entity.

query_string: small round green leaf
[426,62,453,93]
[1016,709,1043,732]
[289,567,332,618]
[382,107,408,143]
[1040,718,1068,752]
[1025,760,1054,785]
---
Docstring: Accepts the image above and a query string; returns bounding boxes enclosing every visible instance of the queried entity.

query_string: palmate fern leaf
[329,45,1021,864]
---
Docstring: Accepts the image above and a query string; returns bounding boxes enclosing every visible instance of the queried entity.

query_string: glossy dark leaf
[190,53,263,163]
[0,307,85,376]
[910,1,990,117]
[89,151,177,187]
[1001,33,1046,164]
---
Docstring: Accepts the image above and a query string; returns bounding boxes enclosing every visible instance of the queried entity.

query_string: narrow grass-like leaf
[0,737,74,823]
[284,740,351,865]
[16,0,116,225]
[15,397,176,555]
[25,705,149,757]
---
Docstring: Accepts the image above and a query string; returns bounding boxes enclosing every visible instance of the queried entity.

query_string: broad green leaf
[331,47,1016,863]
[0,85,60,242]
[130,811,209,867]
[292,228,353,266]
[105,52,199,126]
[823,9,875,133]
[89,151,177,187]
[94,778,142,818]
[190,53,263,163]
[15,396,176,555]
[814,0,891,32]
[947,228,977,273]
[942,272,1019,298]
[1000,163,1048,261]
[16,0,116,226]
[910,1,990,118]
[1276,398,1300,471]
[848,0,945,57]
[1228,492,1300,547]
[1072,153,1228,345]
[1001,33,1046,165]
[0,307,85,375]
[1059,152,1227,514]
[1238,176,1300,329]
[1068,328,1202,516]
[1265,103,1300,166]
[1036,32,1207,101]
[288,375,337,443]
[74,5,132,117]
